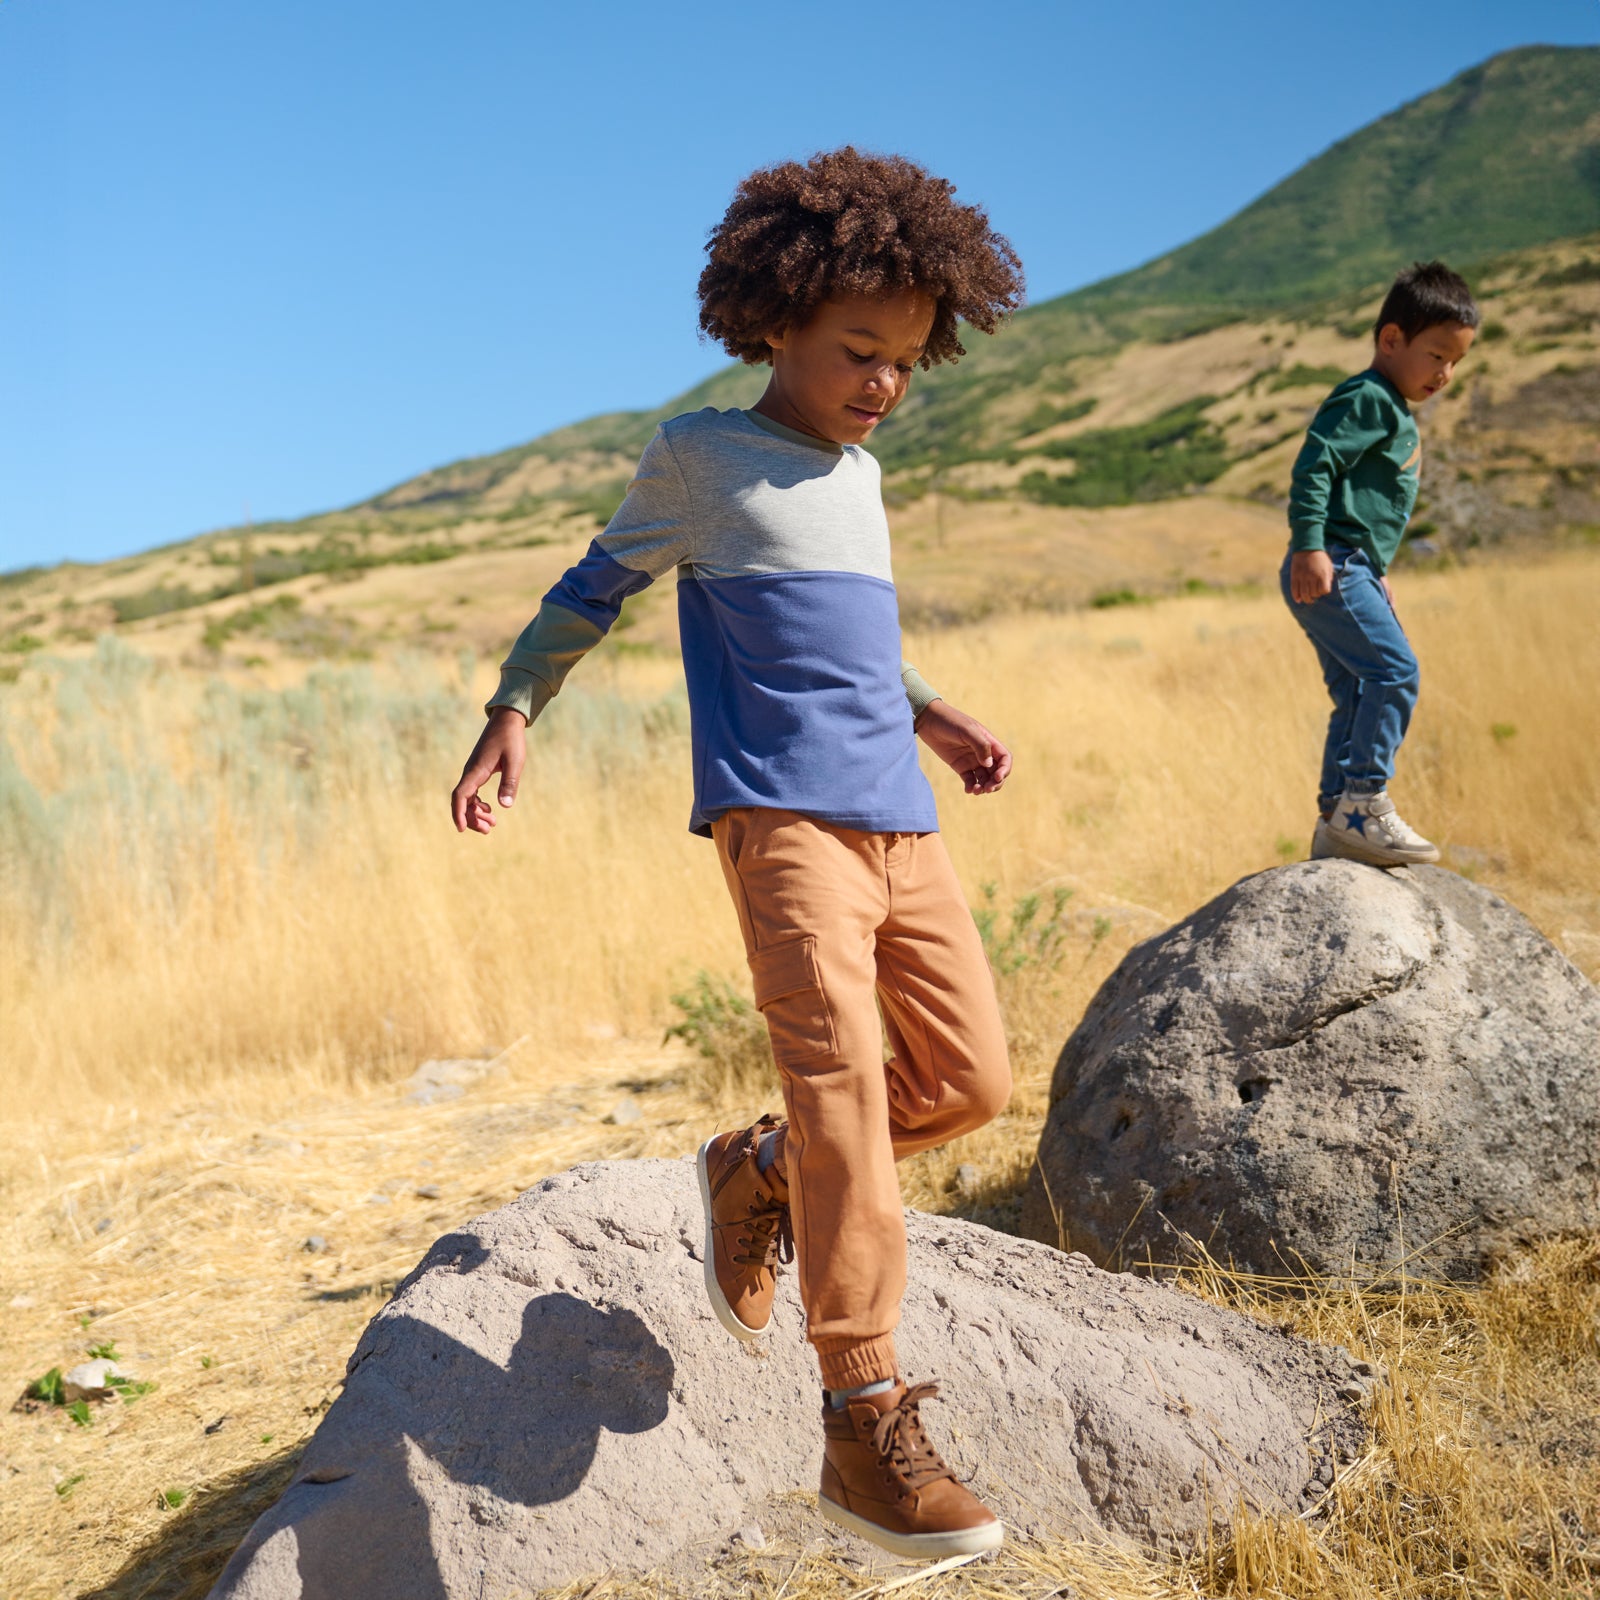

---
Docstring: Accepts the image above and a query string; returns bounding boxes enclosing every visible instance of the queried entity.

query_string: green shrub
[112,585,203,624]
[26,1367,65,1405]
[664,971,775,1105]
[1021,399,1230,508]
[972,882,1074,978]
[203,594,303,652]
[1016,397,1097,437]
[1267,363,1348,393]
[1536,258,1600,288]
[560,479,632,529]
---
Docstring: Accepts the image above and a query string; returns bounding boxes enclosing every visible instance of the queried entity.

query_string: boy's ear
[764,325,789,355]
[1375,322,1405,356]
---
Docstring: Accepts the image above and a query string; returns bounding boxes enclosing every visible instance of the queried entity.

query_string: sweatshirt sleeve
[900,661,941,722]
[1287,385,1390,554]
[486,426,693,721]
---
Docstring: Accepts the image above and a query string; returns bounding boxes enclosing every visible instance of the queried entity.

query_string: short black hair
[1373,260,1479,341]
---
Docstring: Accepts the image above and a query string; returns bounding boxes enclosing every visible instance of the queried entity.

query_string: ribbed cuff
[813,1332,899,1389]
[900,663,941,722]
[484,666,555,724]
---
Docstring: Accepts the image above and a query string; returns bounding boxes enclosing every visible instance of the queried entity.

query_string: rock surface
[210,1158,1370,1599]
[1022,861,1600,1279]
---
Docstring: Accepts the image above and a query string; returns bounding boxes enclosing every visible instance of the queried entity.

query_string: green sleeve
[484,600,608,723]
[901,661,941,723]
[1288,387,1388,553]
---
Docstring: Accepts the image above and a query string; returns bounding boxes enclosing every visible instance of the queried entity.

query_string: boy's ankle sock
[755,1127,786,1184]
[1344,779,1384,799]
[827,1377,897,1410]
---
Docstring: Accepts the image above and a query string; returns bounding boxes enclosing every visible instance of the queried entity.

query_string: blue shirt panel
[677,569,937,837]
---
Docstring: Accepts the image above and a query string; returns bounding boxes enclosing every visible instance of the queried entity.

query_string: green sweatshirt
[1287,368,1420,575]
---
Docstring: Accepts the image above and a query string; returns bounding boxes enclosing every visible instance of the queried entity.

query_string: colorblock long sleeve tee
[1287,369,1420,574]
[487,407,941,837]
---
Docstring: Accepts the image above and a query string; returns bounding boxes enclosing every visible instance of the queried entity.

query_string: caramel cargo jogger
[712,806,1012,1389]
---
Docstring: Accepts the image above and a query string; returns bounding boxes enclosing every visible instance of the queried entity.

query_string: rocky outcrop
[210,1158,1372,1598]
[1022,861,1600,1279]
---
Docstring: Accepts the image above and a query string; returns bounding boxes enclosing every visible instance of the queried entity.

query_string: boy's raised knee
[962,1059,1012,1133]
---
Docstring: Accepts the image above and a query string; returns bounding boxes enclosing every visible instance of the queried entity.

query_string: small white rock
[606,1099,643,1126]
[62,1358,123,1402]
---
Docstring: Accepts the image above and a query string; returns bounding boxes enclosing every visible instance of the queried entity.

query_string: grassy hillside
[1080,44,1600,312]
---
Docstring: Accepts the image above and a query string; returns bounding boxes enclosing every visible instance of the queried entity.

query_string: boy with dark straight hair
[452,147,1024,1557]
[1283,259,1478,865]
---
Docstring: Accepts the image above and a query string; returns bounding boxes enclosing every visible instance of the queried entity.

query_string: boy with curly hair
[452,147,1024,1557]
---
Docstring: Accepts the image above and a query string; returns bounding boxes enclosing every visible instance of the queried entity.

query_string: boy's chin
[839,411,886,441]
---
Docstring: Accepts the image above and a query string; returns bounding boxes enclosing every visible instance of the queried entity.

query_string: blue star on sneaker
[1341,808,1369,836]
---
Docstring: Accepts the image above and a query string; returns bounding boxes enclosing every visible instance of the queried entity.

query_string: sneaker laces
[1368,803,1427,848]
[870,1382,957,1494]
[731,1115,792,1272]
[735,1190,793,1272]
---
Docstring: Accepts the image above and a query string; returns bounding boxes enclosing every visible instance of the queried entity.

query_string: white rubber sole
[696,1138,768,1343]
[818,1495,1004,1558]
[1313,820,1439,867]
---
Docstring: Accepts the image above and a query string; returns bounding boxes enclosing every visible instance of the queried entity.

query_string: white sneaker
[1317,791,1440,867]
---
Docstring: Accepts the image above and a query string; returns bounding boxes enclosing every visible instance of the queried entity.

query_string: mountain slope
[369,45,1600,493]
[1085,44,1600,312]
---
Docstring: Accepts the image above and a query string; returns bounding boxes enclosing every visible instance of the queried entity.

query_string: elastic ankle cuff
[815,1333,899,1389]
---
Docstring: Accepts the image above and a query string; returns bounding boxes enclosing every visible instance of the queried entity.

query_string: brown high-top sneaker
[696,1114,792,1341]
[819,1380,1003,1558]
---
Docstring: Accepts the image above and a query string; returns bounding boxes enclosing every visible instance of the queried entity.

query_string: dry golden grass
[2,551,1597,1598]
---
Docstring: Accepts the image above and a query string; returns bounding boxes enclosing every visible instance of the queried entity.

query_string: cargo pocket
[748,936,837,1067]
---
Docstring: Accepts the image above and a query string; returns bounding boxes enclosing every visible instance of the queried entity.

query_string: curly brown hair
[697,147,1024,369]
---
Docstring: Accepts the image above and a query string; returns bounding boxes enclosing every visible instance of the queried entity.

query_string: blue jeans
[1280,546,1419,813]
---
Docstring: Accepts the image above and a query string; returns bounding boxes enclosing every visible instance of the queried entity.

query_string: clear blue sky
[2,0,1596,571]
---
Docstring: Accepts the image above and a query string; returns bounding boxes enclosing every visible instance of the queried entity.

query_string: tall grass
[1,554,1596,1600]
[1,555,1597,1121]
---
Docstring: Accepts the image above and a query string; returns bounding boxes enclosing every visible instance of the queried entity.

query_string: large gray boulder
[1022,861,1600,1279]
[210,1159,1371,1599]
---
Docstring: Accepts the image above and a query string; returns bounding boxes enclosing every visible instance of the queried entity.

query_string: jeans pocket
[749,936,837,1067]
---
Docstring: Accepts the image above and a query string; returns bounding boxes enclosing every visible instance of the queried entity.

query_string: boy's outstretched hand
[451,707,528,834]
[915,700,1012,795]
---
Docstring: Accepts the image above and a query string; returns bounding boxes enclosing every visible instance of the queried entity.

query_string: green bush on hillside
[1016,397,1098,437]
[1267,363,1349,392]
[1019,399,1231,508]
[111,586,204,624]
[1536,256,1600,287]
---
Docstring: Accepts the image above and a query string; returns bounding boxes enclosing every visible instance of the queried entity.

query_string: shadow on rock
[80,1442,307,1600]
[210,1240,676,1600]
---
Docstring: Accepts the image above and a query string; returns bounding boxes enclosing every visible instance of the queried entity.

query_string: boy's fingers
[451,736,505,829]
[499,739,524,807]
